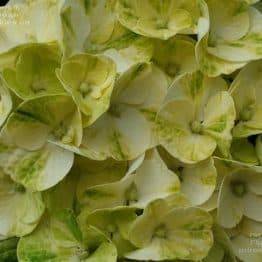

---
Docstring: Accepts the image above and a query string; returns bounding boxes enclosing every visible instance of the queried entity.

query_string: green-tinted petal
[47,105,83,154]
[85,0,118,46]
[180,158,217,206]
[157,71,232,163]
[76,156,127,194]
[162,71,228,117]
[60,0,90,58]
[242,192,262,222]
[126,199,213,261]
[203,224,236,262]
[233,107,262,138]
[196,35,246,77]
[231,138,259,165]
[0,238,19,261]
[80,207,137,257]
[158,147,217,207]
[230,60,262,137]
[59,53,116,126]
[152,36,197,78]
[103,37,154,73]
[200,191,219,212]
[76,157,127,206]
[2,44,65,100]
[202,91,236,158]
[5,95,79,150]
[5,111,51,151]
[245,0,260,4]
[131,149,180,207]
[195,0,246,77]
[86,241,117,262]
[112,63,168,109]
[77,149,180,211]
[206,0,250,42]
[218,166,262,228]
[157,98,217,164]
[116,0,201,40]
[43,170,79,214]
[81,106,152,161]
[0,77,12,127]
[217,174,244,228]
[85,6,154,74]
[202,0,262,68]
[17,209,116,262]
[0,169,44,239]
[85,0,153,74]
[207,7,262,62]
[256,135,262,165]
[1,142,74,192]
[81,63,168,161]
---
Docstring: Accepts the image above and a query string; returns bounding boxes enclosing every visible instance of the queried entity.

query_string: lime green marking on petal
[157,117,186,140]
[190,71,204,98]
[20,250,57,261]
[140,108,157,122]
[201,175,216,186]
[61,6,75,37]
[15,152,48,184]
[56,209,83,242]
[239,105,255,121]
[190,120,203,134]
[205,115,227,132]
[230,180,247,198]
[110,131,128,160]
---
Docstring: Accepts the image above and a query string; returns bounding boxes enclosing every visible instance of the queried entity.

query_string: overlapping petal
[156,71,235,163]
[0,169,44,239]
[126,199,213,261]
[77,149,180,212]
[116,0,201,40]
[2,44,65,100]
[79,63,169,160]
[58,53,116,126]
[217,160,262,228]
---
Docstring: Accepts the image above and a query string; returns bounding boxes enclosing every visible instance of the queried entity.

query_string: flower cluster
[0,0,262,261]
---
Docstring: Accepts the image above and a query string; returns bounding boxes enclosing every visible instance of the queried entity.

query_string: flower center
[156,19,168,29]
[79,82,91,97]
[190,120,202,134]
[230,181,246,198]
[31,75,48,93]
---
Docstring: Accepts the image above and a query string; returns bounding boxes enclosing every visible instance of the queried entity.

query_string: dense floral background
[0,0,262,261]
